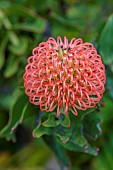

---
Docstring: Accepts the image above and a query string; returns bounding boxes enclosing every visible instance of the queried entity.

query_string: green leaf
[8,36,28,56]
[60,138,99,156]
[101,93,113,130]
[0,93,14,110]
[0,0,11,9]
[34,123,71,144]
[60,138,85,152]
[7,30,19,45]
[42,112,70,128]
[106,68,113,99]
[55,125,71,144]
[83,110,102,141]
[77,108,96,120]
[34,112,71,143]
[0,93,29,141]
[70,121,87,147]
[32,109,101,155]
[99,14,113,64]
[61,114,70,127]
[5,5,38,19]
[42,112,59,127]
[33,121,52,138]
[25,0,60,15]
[13,20,46,33]
[0,10,3,29]
[4,54,19,78]
[0,10,19,46]
[0,36,8,69]
[51,12,82,28]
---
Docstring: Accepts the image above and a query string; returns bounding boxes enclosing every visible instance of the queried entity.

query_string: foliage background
[0,0,113,169]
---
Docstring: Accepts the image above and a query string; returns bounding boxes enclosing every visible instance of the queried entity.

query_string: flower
[23,36,106,116]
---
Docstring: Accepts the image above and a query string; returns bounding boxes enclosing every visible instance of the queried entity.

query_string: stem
[35,111,71,169]
[43,135,71,170]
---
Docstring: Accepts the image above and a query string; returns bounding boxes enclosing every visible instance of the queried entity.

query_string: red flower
[23,36,106,116]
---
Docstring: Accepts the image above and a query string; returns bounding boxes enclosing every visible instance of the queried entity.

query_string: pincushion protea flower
[23,36,106,116]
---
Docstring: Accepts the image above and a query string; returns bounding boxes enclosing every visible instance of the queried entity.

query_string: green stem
[43,135,71,170]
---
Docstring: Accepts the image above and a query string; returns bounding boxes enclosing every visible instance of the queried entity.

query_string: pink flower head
[23,36,106,116]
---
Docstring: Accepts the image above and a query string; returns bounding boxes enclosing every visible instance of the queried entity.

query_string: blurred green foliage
[0,0,113,170]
